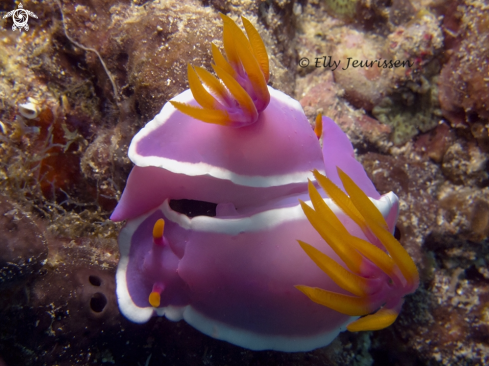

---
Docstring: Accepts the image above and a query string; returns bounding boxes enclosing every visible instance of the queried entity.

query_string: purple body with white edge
[111,87,324,222]
[113,91,400,351]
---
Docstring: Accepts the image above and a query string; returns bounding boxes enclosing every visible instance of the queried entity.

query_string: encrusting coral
[0,0,488,364]
[438,0,489,127]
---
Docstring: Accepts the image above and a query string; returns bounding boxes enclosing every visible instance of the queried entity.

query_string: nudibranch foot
[296,169,419,332]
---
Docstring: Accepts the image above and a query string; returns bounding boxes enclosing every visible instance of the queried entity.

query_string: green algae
[324,0,358,19]
[372,75,442,145]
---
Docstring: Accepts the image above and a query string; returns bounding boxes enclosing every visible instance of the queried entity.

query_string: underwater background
[0,0,488,365]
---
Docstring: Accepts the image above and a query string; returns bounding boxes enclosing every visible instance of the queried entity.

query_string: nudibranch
[113,14,419,352]
[296,168,419,332]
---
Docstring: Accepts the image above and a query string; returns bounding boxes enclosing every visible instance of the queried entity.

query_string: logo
[3,3,38,32]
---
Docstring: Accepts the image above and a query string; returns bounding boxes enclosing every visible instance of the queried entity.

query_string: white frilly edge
[116,192,398,351]
[127,87,325,188]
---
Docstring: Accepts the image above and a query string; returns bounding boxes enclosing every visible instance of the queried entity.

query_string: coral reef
[0,3,122,239]
[360,153,489,366]
[296,0,444,145]
[0,0,488,364]
[442,140,489,187]
[438,0,489,127]
[332,29,391,111]
[1,0,298,239]
[413,121,454,163]
[298,70,393,152]
[369,10,444,145]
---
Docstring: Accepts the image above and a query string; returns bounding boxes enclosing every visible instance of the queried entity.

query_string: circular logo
[3,3,38,32]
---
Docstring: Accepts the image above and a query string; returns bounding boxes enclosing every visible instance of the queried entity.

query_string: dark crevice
[90,293,107,313]
[169,199,217,218]
[394,226,401,240]
[465,265,488,283]
[88,275,102,287]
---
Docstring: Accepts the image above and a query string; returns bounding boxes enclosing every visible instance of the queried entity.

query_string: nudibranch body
[110,85,324,222]
[113,14,419,352]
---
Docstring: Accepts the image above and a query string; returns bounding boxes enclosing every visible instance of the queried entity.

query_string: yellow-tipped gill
[346,307,399,331]
[171,14,270,128]
[336,168,419,291]
[296,169,419,332]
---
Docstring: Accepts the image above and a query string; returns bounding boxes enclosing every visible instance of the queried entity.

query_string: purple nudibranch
[112,14,419,352]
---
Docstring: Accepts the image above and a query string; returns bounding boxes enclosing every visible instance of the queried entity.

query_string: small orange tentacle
[295,285,378,316]
[241,16,269,82]
[347,235,399,281]
[152,218,165,240]
[307,180,348,236]
[187,64,222,110]
[220,14,269,109]
[313,170,367,231]
[337,168,419,290]
[300,200,365,274]
[298,241,376,297]
[220,14,242,69]
[211,43,236,79]
[149,282,165,308]
[170,101,230,125]
[337,168,388,230]
[346,307,399,332]
[212,64,257,119]
[194,66,232,105]
[149,292,161,308]
[314,114,322,139]
[307,180,401,282]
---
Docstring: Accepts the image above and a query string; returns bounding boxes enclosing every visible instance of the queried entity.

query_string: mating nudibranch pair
[112,14,419,352]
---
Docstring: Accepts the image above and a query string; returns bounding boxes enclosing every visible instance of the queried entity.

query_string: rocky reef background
[0,0,488,365]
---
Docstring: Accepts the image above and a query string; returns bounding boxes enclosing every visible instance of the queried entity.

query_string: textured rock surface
[0,195,47,293]
[295,0,444,145]
[0,0,300,237]
[360,153,489,366]
[438,0,489,127]
[298,70,393,153]
[0,0,488,364]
